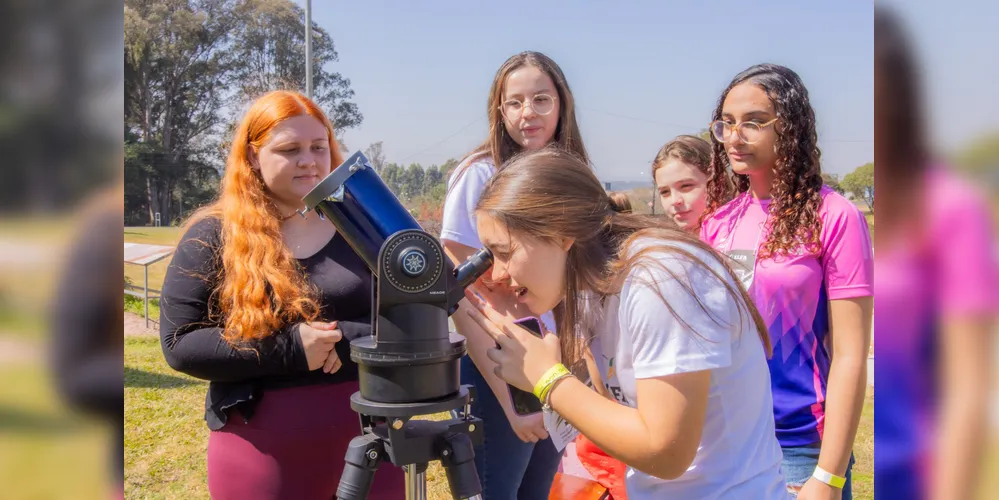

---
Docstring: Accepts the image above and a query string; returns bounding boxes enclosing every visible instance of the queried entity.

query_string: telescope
[299,151,491,500]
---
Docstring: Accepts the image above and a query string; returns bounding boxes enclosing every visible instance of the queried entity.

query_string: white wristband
[812,466,846,489]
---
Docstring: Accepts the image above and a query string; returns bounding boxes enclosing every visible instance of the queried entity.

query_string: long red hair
[186,90,344,344]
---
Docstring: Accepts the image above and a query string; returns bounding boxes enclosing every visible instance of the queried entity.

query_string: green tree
[231,0,362,135]
[697,128,713,143]
[822,173,846,195]
[124,0,362,225]
[405,163,425,200]
[842,162,874,212]
[423,165,444,194]
[364,141,386,172]
[381,163,401,196]
[440,158,460,183]
[955,131,999,174]
[125,0,241,224]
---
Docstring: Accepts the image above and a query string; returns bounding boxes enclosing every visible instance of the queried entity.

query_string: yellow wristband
[538,370,571,404]
[811,466,846,489]
[533,363,571,400]
[540,373,573,406]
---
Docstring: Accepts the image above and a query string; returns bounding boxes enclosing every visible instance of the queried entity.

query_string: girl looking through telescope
[441,50,592,499]
[463,147,791,499]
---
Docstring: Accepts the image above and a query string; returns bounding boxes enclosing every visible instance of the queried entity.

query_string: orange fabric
[574,434,628,500]
[548,473,608,500]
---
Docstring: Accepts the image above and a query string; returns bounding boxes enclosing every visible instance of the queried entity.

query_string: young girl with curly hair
[700,64,874,499]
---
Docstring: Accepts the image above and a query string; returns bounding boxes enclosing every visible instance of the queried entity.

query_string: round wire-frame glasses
[708,118,778,144]
[499,94,558,119]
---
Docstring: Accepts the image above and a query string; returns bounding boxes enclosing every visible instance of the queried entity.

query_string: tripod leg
[337,434,385,500]
[404,464,428,500]
[440,432,482,500]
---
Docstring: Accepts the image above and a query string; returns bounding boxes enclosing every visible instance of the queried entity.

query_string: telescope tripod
[336,385,484,500]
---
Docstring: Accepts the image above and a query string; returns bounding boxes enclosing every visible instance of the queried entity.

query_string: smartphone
[507,316,545,416]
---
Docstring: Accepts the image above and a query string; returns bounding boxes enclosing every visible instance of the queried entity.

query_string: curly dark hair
[704,63,824,259]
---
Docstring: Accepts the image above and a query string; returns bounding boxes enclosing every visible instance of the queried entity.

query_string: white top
[587,238,790,499]
[441,153,495,251]
[441,153,556,331]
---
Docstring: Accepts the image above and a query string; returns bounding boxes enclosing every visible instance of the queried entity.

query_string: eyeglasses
[709,118,778,144]
[499,94,558,119]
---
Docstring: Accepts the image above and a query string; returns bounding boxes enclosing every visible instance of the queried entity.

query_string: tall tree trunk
[157,188,171,225]
[141,54,152,141]
[162,80,174,153]
[145,177,160,225]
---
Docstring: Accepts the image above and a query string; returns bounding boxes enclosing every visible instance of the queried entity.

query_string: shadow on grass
[125,366,199,389]
[0,405,82,434]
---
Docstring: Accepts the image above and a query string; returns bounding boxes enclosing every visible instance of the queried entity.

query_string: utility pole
[305,0,313,98]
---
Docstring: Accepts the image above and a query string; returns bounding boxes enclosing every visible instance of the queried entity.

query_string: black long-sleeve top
[51,204,124,481]
[159,217,374,430]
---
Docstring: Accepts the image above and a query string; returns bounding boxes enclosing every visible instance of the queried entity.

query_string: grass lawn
[124,227,183,294]
[0,216,76,244]
[124,227,184,320]
[853,389,874,499]
[0,219,79,339]
[0,364,114,499]
[124,336,454,499]
[125,330,875,499]
[124,337,210,498]
[124,225,874,498]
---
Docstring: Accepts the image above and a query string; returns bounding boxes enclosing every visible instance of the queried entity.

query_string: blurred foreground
[874,3,999,499]
[0,0,124,498]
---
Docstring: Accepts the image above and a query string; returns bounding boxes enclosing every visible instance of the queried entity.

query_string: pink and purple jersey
[701,185,874,447]
[873,167,999,498]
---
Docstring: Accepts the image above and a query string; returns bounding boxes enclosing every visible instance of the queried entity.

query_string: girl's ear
[247,146,260,171]
[560,237,575,252]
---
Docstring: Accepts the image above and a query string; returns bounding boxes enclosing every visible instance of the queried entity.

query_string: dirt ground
[124,312,158,337]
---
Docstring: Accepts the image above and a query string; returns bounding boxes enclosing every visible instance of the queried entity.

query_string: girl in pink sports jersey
[700,64,874,500]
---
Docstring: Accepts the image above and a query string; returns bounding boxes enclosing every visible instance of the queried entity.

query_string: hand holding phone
[506,316,545,416]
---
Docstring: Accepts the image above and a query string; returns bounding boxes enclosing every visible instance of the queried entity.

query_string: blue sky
[876,0,999,156]
[293,1,991,182]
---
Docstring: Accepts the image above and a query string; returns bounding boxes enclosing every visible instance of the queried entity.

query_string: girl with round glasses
[700,64,874,499]
[440,50,591,499]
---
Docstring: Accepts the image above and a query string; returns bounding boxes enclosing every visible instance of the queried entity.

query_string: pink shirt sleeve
[820,194,875,300]
[930,182,999,315]
[699,219,713,245]
[699,209,724,247]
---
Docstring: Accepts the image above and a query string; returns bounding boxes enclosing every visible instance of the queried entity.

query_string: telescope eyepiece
[454,248,493,290]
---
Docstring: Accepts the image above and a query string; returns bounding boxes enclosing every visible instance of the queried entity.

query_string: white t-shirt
[440,154,556,331]
[587,238,790,500]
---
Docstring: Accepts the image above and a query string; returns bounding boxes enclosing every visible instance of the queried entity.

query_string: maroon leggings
[207,382,405,499]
